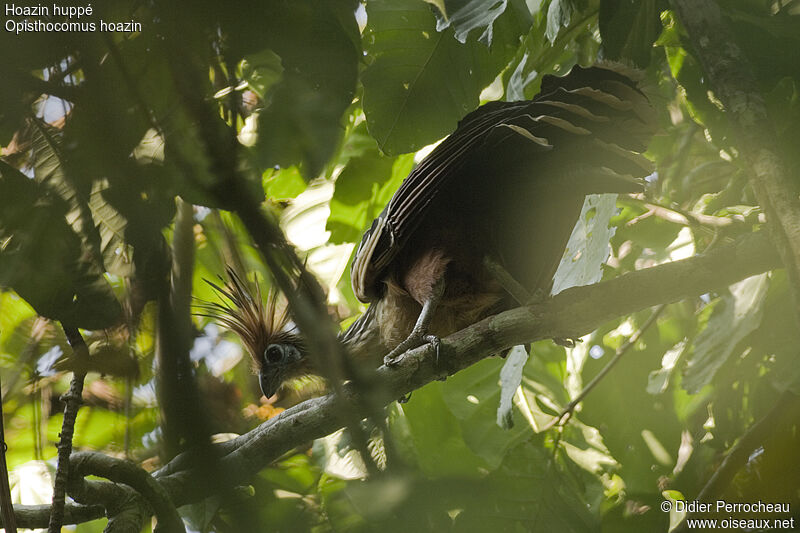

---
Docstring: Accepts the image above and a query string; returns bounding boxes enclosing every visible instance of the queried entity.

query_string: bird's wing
[351,64,658,302]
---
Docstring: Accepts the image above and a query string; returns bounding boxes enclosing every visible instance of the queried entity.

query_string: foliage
[1,0,799,531]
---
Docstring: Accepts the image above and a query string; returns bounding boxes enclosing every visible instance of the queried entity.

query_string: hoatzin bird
[206,64,657,399]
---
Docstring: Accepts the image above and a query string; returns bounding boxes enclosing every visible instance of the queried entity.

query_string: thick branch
[67,478,147,533]
[9,231,780,528]
[670,0,800,318]
[156,231,780,505]
[4,503,104,530]
[157,28,381,471]
[70,452,184,533]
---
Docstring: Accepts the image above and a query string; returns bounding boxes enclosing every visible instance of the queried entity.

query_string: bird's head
[197,268,312,399]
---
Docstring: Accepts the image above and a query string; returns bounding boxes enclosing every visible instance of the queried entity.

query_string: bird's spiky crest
[194,267,300,370]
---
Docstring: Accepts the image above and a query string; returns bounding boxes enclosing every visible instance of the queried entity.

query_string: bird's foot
[553,337,581,348]
[384,334,441,367]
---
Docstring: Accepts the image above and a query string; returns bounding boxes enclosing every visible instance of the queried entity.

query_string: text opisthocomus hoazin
[206,63,658,398]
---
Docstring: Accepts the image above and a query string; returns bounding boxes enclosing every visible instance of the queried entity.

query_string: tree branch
[541,304,666,431]
[67,477,149,533]
[673,390,800,531]
[70,452,184,533]
[0,374,17,533]
[48,326,90,533]
[670,0,800,320]
[7,231,780,528]
[157,231,781,506]
[4,503,104,530]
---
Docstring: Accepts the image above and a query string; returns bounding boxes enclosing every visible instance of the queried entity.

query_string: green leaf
[683,273,770,394]
[552,194,618,295]
[240,49,284,101]
[546,0,575,43]
[363,0,529,154]
[433,0,523,45]
[88,180,133,277]
[263,167,307,200]
[327,153,414,244]
[395,382,489,477]
[599,0,663,67]
[578,314,683,494]
[497,345,529,429]
[0,161,121,329]
[442,357,532,469]
[249,1,360,178]
[453,442,600,532]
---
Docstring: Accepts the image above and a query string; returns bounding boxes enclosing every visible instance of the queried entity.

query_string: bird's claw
[553,337,580,348]
[383,334,441,367]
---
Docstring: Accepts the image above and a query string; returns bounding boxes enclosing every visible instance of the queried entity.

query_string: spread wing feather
[351,64,658,302]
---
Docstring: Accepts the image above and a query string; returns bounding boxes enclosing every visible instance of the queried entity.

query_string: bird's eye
[265,344,285,364]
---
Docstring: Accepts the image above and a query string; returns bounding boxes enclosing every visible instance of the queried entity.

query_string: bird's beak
[259,367,282,399]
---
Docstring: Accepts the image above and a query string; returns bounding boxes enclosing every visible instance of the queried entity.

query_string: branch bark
[70,452,184,533]
[48,327,90,533]
[156,231,780,506]
[4,231,781,529]
[670,0,800,320]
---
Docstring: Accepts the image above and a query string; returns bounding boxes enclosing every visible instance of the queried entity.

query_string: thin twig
[673,390,800,532]
[0,374,17,533]
[5,231,781,529]
[157,198,265,531]
[48,326,90,533]
[541,304,666,431]
[159,31,380,474]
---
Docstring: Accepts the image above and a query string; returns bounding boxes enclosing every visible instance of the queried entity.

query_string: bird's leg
[482,257,577,346]
[482,256,534,305]
[383,277,445,367]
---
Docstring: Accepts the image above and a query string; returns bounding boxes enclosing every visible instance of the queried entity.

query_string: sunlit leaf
[552,193,618,295]
[433,0,526,45]
[363,0,530,154]
[683,273,770,394]
[496,345,528,429]
[240,49,284,101]
[546,0,575,43]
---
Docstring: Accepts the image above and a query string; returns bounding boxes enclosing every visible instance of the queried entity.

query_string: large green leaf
[362,0,530,154]
[503,0,599,101]
[683,273,770,394]
[249,0,361,178]
[395,382,489,477]
[598,0,663,67]
[453,442,600,532]
[441,356,531,469]
[327,151,414,244]
[0,161,121,329]
[552,193,619,295]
